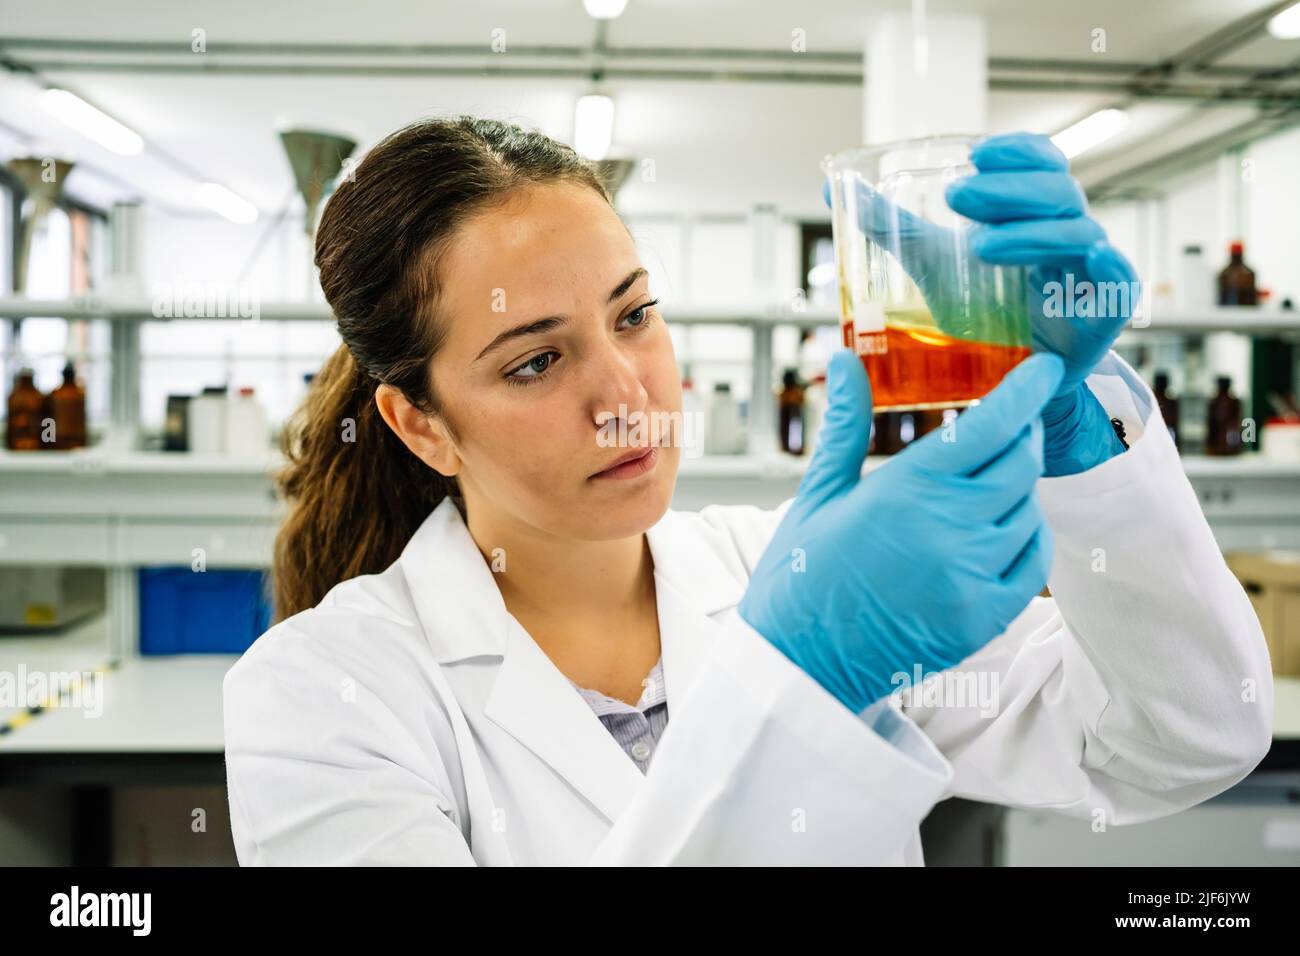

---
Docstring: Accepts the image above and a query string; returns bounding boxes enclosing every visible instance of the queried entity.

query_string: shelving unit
[4,294,1298,456]
[0,294,839,457]
[2,292,1299,669]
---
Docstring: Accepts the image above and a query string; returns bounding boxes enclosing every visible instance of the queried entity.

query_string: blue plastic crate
[139,567,271,655]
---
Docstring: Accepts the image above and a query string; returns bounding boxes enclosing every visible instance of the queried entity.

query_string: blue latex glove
[948,133,1134,475]
[822,131,1136,476]
[1039,379,1126,476]
[738,348,1064,715]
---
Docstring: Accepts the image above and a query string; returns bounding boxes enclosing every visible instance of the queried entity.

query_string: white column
[864,12,988,144]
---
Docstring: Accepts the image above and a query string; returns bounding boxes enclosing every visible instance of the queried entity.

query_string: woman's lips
[590,445,660,480]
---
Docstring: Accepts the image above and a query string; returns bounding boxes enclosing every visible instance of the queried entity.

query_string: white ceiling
[0,0,1282,57]
[1,0,1297,219]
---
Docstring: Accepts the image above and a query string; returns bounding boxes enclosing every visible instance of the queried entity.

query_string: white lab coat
[222,352,1274,865]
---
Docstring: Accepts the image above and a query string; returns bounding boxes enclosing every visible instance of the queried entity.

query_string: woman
[223,116,1272,865]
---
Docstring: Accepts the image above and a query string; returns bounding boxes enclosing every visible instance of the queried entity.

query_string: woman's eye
[620,298,660,330]
[506,351,559,385]
[505,300,656,387]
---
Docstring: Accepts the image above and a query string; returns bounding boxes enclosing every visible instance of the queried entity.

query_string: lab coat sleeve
[589,612,955,864]
[896,351,1275,826]
[223,619,478,866]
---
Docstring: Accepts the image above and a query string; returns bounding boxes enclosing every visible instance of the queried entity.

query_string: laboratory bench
[0,606,1298,865]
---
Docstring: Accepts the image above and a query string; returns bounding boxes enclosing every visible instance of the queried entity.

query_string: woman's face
[427,180,683,541]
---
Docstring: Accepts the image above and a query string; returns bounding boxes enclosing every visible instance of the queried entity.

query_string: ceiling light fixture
[196,182,259,224]
[1051,108,1129,159]
[575,94,615,161]
[583,0,629,19]
[41,88,144,156]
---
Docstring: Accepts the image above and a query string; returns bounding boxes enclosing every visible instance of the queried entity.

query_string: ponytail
[271,344,459,622]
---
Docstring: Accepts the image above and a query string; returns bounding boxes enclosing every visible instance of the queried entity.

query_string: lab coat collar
[398,496,747,665]
[398,496,748,824]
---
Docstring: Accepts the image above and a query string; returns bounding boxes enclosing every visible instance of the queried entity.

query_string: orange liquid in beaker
[841,321,1031,410]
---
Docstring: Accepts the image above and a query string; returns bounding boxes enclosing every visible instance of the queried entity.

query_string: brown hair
[271,116,611,623]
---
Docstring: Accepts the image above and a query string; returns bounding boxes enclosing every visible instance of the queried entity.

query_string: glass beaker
[821,135,1032,411]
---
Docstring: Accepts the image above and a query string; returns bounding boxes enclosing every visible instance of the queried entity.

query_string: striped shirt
[566,657,668,774]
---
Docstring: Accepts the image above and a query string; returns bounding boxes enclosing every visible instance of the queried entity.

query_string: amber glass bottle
[47,361,87,450]
[1205,376,1243,456]
[6,368,45,450]
[778,370,806,455]
[1153,371,1180,450]
[1217,242,1257,306]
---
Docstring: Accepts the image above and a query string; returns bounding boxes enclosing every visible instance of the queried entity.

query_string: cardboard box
[1226,551,1300,677]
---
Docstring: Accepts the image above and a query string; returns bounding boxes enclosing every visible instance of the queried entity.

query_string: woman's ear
[374,383,462,477]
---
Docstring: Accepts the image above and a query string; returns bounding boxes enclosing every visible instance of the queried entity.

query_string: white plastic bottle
[226,386,269,457]
[188,386,228,454]
[1176,244,1214,313]
[705,382,744,455]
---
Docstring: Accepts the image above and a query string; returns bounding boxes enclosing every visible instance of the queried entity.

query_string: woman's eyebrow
[606,267,647,303]
[473,267,648,363]
[474,315,568,363]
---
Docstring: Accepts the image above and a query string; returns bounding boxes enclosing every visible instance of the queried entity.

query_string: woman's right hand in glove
[737,349,1065,714]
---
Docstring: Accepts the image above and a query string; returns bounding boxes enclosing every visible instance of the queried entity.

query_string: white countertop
[2,447,1299,479]
[1,613,1297,754]
[0,614,231,752]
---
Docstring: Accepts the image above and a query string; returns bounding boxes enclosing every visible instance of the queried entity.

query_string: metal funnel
[279,129,357,239]
[7,156,76,295]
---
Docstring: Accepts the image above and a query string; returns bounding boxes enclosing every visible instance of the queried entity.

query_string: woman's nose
[588,340,649,428]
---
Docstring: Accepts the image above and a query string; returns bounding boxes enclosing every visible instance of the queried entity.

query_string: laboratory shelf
[5,296,1298,333]
[0,295,839,326]
[0,446,281,476]
[4,446,1300,479]
[678,449,1300,481]
[6,291,1295,499]
[1132,307,1300,335]
[1,447,1297,534]
[1177,454,1300,477]
[0,295,335,323]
